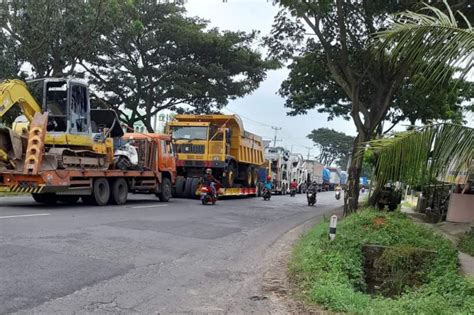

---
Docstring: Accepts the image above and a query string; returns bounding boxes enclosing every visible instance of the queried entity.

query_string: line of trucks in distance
[0,77,346,206]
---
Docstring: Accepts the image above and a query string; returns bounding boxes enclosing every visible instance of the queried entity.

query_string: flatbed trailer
[0,133,176,205]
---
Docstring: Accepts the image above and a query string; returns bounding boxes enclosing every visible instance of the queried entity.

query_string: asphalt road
[0,191,342,314]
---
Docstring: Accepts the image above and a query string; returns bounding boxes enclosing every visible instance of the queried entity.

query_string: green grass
[458,228,474,257]
[289,208,474,314]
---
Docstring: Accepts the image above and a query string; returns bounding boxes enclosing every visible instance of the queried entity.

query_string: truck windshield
[171,126,208,140]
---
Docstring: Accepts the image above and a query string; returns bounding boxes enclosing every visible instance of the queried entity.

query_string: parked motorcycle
[200,183,220,205]
[307,190,316,206]
[262,188,271,201]
[335,190,341,200]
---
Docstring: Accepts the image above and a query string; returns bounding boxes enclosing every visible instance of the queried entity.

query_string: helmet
[267,175,272,180]
[206,168,212,174]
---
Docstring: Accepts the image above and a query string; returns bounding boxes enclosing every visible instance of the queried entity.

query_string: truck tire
[57,195,80,204]
[184,177,194,198]
[84,178,110,206]
[245,167,252,187]
[175,176,186,198]
[32,193,57,205]
[252,169,258,188]
[224,164,236,188]
[190,178,200,199]
[109,178,128,205]
[158,177,172,202]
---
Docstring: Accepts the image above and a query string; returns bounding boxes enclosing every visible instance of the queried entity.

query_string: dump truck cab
[166,114,264,198]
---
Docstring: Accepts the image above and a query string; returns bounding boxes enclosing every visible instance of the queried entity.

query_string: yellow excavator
[0,78,121,172]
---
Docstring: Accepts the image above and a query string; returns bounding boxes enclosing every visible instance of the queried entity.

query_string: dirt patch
[262,209,343,314]
[373,216,386,227]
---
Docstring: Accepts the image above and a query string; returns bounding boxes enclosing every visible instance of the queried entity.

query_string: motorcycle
[335,190,341,200]
[290,188,296,197]
[200,183,220,205]
[307,190,316,206]
[262,188,271,201]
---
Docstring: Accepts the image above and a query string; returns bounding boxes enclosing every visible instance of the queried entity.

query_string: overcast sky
[184,0,473,157]
[185,0,357,158]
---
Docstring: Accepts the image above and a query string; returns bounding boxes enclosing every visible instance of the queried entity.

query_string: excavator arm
[0,79,42,123]
[0,79,42,167]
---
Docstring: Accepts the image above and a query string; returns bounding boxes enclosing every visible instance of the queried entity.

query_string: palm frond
[368,124,473,187]
[376,1,474,87]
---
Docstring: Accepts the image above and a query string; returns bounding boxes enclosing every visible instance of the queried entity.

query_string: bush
[458,228,474,256]
[289,208,474,314]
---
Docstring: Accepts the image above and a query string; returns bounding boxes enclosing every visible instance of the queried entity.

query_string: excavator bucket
[0,126,26,170]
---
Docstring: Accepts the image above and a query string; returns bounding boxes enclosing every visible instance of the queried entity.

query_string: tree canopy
[267,0,472,213]
[81,1,275,131]
[307,128,353,169]
[0,0,275,131]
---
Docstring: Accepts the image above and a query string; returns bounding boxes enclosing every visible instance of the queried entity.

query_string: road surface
[0,191,342,314]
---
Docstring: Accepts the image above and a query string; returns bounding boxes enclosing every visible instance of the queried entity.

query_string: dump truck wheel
[57,195,80,204]
[224,164,236,188]
[251,169,258,188]
[158,177,172,202]
[190,178,200,199]
[175,176,186,198]
[245,168,252,187]
[184,177,194,198]
[109,178,128,205]
[86,178,110,206]
[32,193,57,205]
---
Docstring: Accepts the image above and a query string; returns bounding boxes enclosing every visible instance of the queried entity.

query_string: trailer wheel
[175,176,186,198]
[85,178,110,206]
[32,193,57,205]
[109,178,128,205]
[158,177,172,202]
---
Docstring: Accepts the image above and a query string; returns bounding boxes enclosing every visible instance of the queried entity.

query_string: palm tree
[368,124,473,188]
[376,0,473,87]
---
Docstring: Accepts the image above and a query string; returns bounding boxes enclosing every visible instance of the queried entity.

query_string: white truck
[302,160,324,191]
[288,153,305,193]
[264,146,290,194]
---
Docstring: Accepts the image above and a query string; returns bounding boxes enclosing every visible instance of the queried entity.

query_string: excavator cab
[28,78,91,135]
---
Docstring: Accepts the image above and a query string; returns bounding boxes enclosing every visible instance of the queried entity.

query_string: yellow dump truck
[166,114,264,198]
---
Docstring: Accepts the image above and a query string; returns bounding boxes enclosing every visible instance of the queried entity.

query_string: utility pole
[271,126,282,147]
[302,146,312,160]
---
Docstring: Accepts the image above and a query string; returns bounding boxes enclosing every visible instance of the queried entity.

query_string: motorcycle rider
[264,176,273,192]
[290,179,298,192]
[203,168,220,197]
[307,181,318,194]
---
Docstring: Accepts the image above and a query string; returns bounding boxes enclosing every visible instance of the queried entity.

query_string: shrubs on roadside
[458,228,474,256]
[289,208,474,314]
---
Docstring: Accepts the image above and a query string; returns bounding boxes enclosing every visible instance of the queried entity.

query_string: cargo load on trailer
[166,114,264,198]
[264,146,290,194]
[302,160,324,191]
[0,77,176,205]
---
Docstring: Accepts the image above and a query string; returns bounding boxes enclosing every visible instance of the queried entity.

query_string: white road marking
[0,213,51,219]
[129,204,169,209]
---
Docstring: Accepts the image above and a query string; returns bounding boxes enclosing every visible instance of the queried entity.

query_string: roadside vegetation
[459,229,474,257]
[289,209,474,314]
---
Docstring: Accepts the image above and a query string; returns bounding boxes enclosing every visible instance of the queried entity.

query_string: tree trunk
[144,115,154,133]
[344,133,367,215]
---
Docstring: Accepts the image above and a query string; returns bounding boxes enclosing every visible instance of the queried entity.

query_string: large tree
[267,0,471,214]
[307,128,353,168]
[83,1,275,131]
[0,0,108,77]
